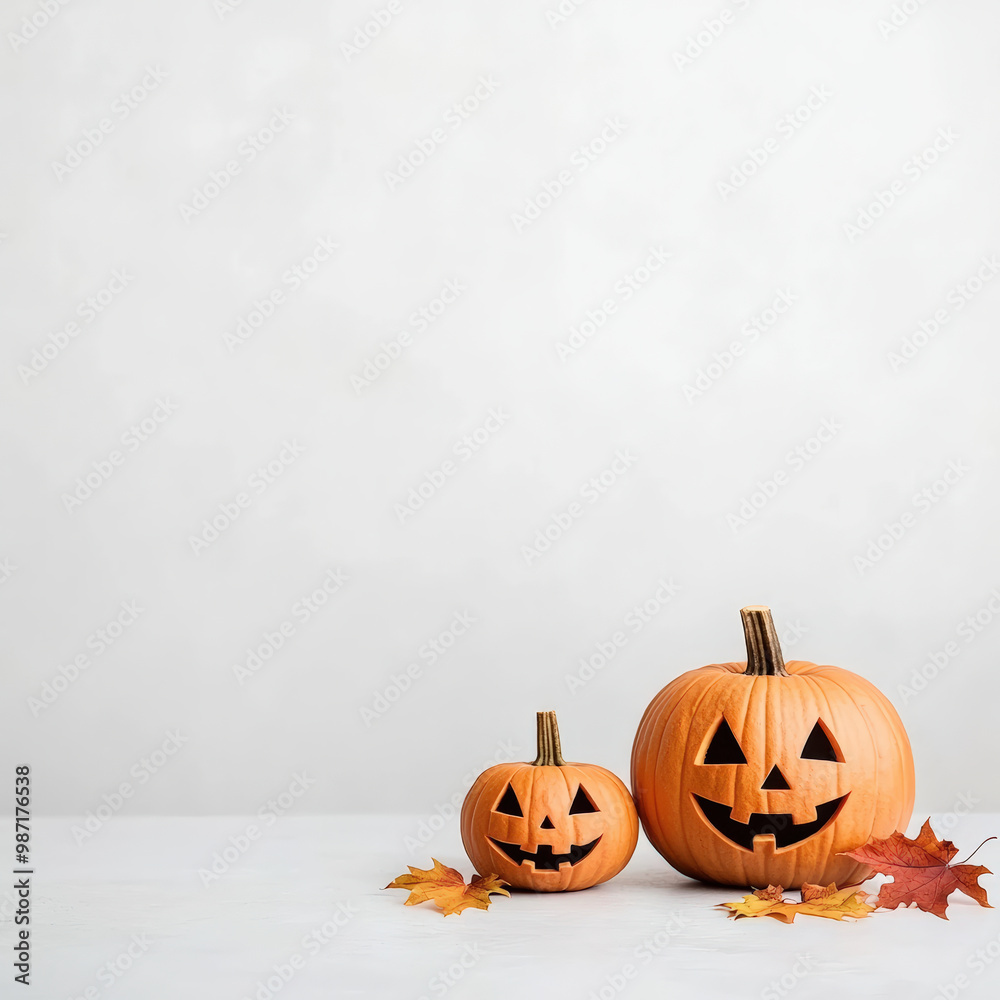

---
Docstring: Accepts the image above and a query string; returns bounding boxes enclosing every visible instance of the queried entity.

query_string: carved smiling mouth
[489,836,602,870]
[694,793,848,851]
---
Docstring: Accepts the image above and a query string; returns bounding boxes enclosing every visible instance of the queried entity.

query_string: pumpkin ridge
[559,764,575,880]
[735,673,766,886]
[463,766,497,861]
[636,668,722,873]
[815,668,885,881]
[790,672,843,884]
[565,765,593,890]
[645,672,708,864]
[672,671,734,876]
[826,666,914,853]
[633,668,705,814]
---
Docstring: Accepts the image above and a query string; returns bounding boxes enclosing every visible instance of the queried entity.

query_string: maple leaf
[720,882,875,923]
[798,882,876,919]
[755,884,784,902]
[841,820,994,919]
[384,859,510,916]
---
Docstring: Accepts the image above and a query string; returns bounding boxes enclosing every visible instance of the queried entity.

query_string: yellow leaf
[722,892,799,923]
[384,859,510,916]
[720,882,875,923]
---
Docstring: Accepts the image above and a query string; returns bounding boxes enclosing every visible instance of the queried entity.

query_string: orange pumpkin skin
[631,610,915,889]
[461,713,639,892]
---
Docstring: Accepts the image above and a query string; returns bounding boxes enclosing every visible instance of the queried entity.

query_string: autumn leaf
[798,882,877,919]
[755,884,784,902]
[840,819,994,919]
[720,882,875,923]
[384,859,510,916]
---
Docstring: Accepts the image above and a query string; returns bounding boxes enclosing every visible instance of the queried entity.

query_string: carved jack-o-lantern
[461,712,639,891]
[631,607,915,888]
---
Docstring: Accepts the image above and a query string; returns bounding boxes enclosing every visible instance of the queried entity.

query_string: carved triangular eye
[495,783,523,816]
[569,785,598,814]
[801,721,841,761]
[704,718,747,764]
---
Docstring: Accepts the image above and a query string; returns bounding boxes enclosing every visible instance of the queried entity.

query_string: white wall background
[2,0,999,821]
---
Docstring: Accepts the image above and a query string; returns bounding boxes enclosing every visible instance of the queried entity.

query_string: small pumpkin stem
[531,711,566,766]
[741,606,788,677]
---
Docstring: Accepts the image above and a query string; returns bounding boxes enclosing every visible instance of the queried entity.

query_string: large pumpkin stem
[741,606,788,677]
[531,711,566,766]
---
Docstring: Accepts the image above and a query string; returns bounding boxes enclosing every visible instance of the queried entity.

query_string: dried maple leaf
[841,820,993,919]
[798,882,876,919]
[720,882,875,923]
[384,859,510,916]
[755,884,784,902]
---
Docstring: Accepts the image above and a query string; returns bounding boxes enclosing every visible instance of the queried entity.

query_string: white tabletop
[25,813,1000,998]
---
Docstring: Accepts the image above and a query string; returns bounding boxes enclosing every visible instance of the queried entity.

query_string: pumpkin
[631,606,915,888]
[461,711,639,891]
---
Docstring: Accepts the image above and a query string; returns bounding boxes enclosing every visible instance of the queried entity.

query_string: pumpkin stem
[741,606,788,677]
[531,711,566,766]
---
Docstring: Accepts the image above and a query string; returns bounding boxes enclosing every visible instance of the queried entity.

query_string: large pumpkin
[631,606,915,888]
[461,711,638,891]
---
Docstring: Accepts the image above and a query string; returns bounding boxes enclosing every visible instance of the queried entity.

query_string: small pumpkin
[631,606,915,889]
[461,711,639,891]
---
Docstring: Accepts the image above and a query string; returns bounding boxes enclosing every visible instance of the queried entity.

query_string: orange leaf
[754,884,784,902]
[720,883,874,923]
[801,882,838,902]
[841,819,993,919]
[384,859,510,916]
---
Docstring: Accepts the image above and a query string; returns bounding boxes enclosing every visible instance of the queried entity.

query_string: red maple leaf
[841,819,993,919]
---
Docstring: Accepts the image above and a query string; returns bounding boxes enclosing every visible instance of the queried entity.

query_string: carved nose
[761,765,790,790]
[540,815,554,829]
